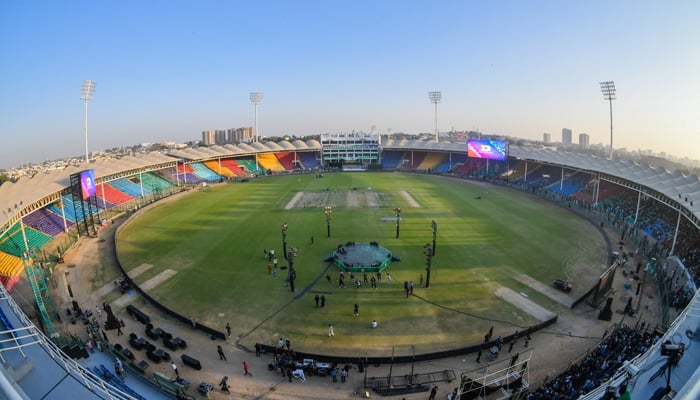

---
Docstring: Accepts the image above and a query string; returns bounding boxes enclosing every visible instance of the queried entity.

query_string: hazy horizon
[1,1,699,170]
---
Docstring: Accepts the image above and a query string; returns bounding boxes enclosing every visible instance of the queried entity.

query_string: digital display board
[80,169,97,200]
[467,139,507,160]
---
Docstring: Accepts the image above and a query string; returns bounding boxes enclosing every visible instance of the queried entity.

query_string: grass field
[116,172,608,356]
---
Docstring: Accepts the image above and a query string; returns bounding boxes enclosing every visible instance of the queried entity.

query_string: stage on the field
[324,241,400,273]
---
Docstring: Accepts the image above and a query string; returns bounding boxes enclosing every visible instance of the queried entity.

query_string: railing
[0,283,135,400]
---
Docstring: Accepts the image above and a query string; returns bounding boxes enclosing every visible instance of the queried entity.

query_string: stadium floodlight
[81,80,97,164]
[250,92,263,143]
[600,81,616,160]
[428,91,442,143]
[393,207,401,239]
[431,220,437,256]
[324,205,333,238]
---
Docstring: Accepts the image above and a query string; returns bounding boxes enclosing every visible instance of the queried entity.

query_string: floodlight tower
[81,80,97,164]
[250,92,263,143]
[428,91,442,143]
[600,81,616,160]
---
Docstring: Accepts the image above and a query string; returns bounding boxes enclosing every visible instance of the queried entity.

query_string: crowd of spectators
[557,182,699,289]
[523,324,659,400]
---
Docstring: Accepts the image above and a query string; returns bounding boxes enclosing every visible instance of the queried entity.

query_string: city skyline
[1,1,699,170]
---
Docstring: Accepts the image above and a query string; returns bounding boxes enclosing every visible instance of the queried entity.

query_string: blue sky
[1,1,698,169]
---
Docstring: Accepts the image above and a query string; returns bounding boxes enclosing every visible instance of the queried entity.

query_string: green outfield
[115,172,607,356]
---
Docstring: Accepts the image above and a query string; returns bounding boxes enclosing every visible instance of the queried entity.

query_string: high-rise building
[579,133,590,148]
[562,128,572,146]
[543,133,551,144]
[227,127,253,143]
[202,130,216,146]
[215,129,227,145]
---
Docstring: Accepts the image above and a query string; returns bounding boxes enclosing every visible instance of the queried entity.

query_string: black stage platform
[324,242,400,273]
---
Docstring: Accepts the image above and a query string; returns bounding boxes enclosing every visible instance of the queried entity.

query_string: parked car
[553,279,573,292]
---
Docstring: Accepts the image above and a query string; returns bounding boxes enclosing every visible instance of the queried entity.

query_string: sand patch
[113,268,177,308]
[399,190,419,207]
[513,273,574,308]
[92,263,154,299]
[129,263,154,278]
[347,191,361,207]
[494,287,557,322]
[285,192,304,209]
[366,192,381,207]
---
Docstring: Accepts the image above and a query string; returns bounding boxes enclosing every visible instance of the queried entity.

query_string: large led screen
[80,169,97,200]
[467,139,507,160]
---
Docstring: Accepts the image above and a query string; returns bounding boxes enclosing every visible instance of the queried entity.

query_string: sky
[1,1,699,170]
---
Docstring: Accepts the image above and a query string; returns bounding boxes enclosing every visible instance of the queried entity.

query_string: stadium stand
[405,151,426,170]
[523,324,658,399]
[177,163,194,174]
[220,158,248,176]
[257,153,286,172]
[237,158,265,175]
[47,197,76,223]
[139,172,177,192]
[380,150,404,169]
[189,162,222,182]
[0,252,23,285]
[0,224,28,257]
[545,171,592,196]
[96,183,136,207]
[203,160,235,178]
[110,178,151,198]
[436,153,466,173]
[416,152,447,171]
[275,151,297,170]
[297,151,322,169]
[22,208,66,236]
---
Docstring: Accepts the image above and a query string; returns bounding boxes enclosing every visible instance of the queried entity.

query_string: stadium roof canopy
[0,153,177,226]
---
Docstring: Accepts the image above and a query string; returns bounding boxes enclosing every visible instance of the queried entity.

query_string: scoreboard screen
[467,139,507,160]
[80,169,97,199]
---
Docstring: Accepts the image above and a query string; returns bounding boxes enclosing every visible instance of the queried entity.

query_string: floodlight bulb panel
[428,91,442,103]
[81,80,97,99]
[250,92,263,103]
